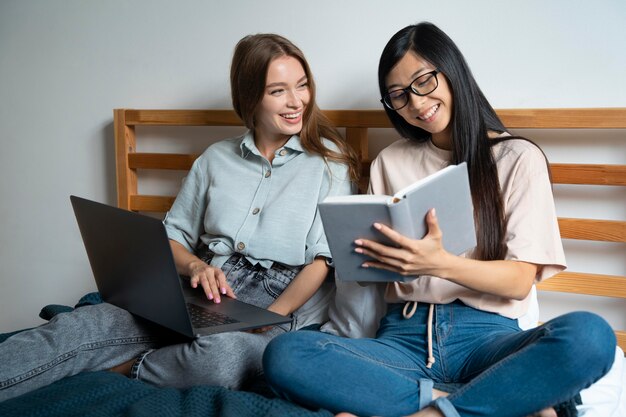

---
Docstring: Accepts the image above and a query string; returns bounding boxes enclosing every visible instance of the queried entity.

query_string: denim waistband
[196,246,300,274]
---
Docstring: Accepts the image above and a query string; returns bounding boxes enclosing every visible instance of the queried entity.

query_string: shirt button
[252,208,260,215]
[264,170,271,178]
[279,149,287,156]
[237,242,245,251]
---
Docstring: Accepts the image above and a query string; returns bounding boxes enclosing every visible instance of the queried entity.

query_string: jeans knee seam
[0,336,156,389]
[319,339,423,374]
[447,338,535,402]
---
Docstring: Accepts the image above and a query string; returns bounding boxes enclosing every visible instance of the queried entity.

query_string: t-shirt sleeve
[367,153,389,195]
[502,144,566,282]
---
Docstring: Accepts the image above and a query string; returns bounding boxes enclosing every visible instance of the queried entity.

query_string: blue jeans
[263,302,616,417]
[0,254,332,402]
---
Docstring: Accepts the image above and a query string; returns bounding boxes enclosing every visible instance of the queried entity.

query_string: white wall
[0,0,624,333]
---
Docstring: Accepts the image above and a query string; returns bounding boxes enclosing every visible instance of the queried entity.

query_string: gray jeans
[0,254,333,401]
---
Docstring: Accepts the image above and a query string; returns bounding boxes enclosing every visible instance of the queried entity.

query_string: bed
[1,108,624,416]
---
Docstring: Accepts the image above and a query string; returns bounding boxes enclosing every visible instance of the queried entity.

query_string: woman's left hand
[355,208,449,277]
[247,303,289,334]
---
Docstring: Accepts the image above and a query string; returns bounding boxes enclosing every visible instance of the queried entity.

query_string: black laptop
[70,195,292,338]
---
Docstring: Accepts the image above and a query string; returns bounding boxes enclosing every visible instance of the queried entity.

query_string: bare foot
[333,389,450,417]
[335,405,556,417]
[109,358,135,376]
[529,408,557,417]
[335,414,384,417]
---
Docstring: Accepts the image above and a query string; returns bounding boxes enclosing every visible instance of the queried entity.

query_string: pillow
[320,276,387,338]
[577,346,625,417]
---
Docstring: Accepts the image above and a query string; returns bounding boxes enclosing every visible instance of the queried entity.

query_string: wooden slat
[537,271,626,298]
[124,109,243,126]
[114,109,137,210]
[129,195,175,212]
[345,127,369,161]
[324,110,392,128]
[617,331,626,353]
[126,158,626,186]
[123,109,395,128]
[128,153,199,170]
[129,211,626,245]
[496,108,626,129]
[328,108,626,129]
[551,163,626,185]
[558,218,626,242]
[359,163,626,186]
[361,161,372,178]
[538,271,626,353]
[117,108,626,129]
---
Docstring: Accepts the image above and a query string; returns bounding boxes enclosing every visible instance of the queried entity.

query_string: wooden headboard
[114,108,626,351]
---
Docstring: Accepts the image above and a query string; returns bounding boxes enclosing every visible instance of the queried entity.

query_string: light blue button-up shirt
[164,131,354,269]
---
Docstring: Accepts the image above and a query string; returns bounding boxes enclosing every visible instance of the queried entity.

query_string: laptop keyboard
[186,302,240,328]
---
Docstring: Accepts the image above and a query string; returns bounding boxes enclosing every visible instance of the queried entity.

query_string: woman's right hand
[169,239,236,303]
[355,208,448,277]
[188,260,236,303]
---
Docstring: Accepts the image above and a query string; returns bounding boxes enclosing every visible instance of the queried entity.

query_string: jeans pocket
[228,261,302,309]
[262,273,290,299]
[261,263,301,299]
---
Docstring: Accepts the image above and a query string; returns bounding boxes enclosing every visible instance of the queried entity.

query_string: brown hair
[230,33,359,182]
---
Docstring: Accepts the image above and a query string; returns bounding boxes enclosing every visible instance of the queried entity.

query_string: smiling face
[385,51,454,149]
[253,55,310,152]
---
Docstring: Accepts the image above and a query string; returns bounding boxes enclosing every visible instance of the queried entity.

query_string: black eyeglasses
[381,69,440,111]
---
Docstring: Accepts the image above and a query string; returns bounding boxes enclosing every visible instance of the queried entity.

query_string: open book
[318,163,476,282]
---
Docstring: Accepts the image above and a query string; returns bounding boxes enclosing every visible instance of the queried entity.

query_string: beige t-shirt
[370,138,566,319]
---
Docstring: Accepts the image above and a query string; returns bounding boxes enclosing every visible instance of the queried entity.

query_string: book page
[321,194,392,204]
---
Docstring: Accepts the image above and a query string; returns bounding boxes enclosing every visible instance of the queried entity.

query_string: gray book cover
[318,163,476,282]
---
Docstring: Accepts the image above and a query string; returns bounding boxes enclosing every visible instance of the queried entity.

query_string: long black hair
[378,22,508,261]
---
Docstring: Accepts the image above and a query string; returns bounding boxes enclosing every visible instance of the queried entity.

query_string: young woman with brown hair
[0,33,358,401]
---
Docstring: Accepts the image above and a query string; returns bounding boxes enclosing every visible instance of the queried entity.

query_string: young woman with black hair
[262,22,615,417]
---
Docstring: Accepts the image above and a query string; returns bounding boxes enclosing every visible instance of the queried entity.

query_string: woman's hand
[355,209,449,277]
[354,209,538,299]
[247,303,289,334]
[187,259,236,303]
[169,240,236,303]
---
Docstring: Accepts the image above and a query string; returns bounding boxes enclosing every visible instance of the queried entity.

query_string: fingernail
[432,208,437,217]
[208,293,213,300]
[354,239,362,246]
[215,298,221,304]
[221,287,226,295]
[373,223,382,230]
[355,248,363,254]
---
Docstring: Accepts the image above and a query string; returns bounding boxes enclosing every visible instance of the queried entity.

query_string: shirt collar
[239,131,304,159]
[239,131,257,159]
[282,135,304,153]
[426,138,452,162]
